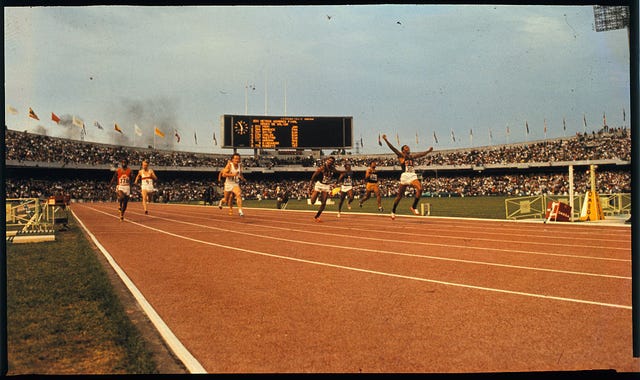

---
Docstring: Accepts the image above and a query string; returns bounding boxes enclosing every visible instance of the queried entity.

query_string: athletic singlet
[366,169,378,183]
[320,165,337,185]
[341,170,354,186]
[400,154,415,173]
[117,168,132,186]
[139,168,155,189]
[225,162,241,184]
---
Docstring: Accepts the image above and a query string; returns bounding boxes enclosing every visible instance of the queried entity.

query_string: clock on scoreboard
[221,114,353,149]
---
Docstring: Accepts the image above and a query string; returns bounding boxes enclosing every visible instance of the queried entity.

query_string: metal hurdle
[6,197,69,243]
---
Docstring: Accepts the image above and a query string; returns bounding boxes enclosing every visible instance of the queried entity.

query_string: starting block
[545,201,572,223]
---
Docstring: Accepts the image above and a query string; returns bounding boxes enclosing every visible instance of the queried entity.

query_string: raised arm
[411,146,434,160]
[382,134,402,156]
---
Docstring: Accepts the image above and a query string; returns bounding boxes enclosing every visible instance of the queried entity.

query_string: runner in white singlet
[134,160,158,215]
[220,153,245,216]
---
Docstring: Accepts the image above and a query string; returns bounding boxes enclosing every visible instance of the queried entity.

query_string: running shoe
[218,200,223,209]
[337,212,341,218]
[378,206,384,212]
[347,204,352,210]
[390,212,396,220]
[228,209,233,216]
[314,217,322,223]
[239,210,244,217]
[145,210,148,215]
[409,207,420,216]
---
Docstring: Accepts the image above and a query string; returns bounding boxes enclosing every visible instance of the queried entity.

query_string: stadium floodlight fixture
[593,5,629,32]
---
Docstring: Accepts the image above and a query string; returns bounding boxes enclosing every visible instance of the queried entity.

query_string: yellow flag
[154,127,165,138]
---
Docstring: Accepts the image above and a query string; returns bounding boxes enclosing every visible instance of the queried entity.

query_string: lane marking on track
[160,204,631,253]
[191,203,632,237]
[233,211,631,250]
[138,207,631,265]
[72,209,207,374]
[79,205,632,310]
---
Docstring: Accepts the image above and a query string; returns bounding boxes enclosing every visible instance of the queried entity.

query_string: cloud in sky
[4,5,630,154]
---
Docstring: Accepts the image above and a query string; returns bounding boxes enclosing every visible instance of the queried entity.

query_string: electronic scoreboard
[222,115,353,149]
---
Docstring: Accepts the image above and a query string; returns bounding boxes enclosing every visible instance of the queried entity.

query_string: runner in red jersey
[110,158,134,221]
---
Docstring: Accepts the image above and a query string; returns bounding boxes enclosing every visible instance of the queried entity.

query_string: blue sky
[4,5,630,154]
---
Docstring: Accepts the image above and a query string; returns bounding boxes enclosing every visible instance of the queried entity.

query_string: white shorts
[116,185,131,196]
[314,181,331,193]
[224,181,239,192]
[400,172,418,185]
[341,185,353,192]
[141,179,154,192]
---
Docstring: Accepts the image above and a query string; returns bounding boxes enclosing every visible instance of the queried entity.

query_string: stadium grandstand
[5,126,631,210]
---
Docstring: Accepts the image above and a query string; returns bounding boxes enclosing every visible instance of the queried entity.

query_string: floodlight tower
[594,4,636,359]
[593,5,631,129]
[593,5,630,44]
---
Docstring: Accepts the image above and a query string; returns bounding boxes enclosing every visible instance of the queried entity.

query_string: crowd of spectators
[5,126,630,169]
[5,169,631,203]
[5,125,630,202]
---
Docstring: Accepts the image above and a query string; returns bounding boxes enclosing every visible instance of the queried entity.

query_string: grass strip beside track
[207,195,511,219]
[6,219,158,375]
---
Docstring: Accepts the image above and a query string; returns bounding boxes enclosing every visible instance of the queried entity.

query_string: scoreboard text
[222,115,353,149]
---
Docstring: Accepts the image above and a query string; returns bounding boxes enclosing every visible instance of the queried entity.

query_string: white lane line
[244,213,631,251]
[72,209,208,374]
[145,207,632,267]
[138,210,632,280]
[82,205,632,310]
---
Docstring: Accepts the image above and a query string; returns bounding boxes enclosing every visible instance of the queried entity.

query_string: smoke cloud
[119,96,180,150]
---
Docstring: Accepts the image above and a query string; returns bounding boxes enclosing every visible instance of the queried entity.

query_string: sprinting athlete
[336,161,355,218]
[220,153,245,216]
[359,160,383,212]
[309,156,340,222]
[109,158,134,221]
[216,170,234,209]
[382,134,433,219]
[134,160,158,215]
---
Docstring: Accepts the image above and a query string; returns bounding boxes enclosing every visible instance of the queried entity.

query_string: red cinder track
[71,202,638,374]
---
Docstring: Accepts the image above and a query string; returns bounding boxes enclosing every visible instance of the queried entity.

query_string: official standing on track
[134,160,158,215]
[220,153,245,217]
[382,134,433,220]
[309,156,339,222]
[109,158,134,221]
